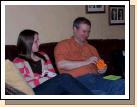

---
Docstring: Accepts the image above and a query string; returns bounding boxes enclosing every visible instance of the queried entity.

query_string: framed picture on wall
[109,5,125,25]
[86,5,105,13]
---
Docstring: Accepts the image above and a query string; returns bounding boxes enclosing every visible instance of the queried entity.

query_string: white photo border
[1,1,129,100]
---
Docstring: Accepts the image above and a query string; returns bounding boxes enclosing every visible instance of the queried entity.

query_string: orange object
[96,59,107,70]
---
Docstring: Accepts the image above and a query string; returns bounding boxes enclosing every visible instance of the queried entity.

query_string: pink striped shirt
[13,52,57,88]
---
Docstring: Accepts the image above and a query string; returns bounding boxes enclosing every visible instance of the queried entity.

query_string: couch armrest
[5,83,26,95]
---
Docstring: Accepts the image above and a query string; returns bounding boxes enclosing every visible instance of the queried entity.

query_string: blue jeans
[76,74,125,95]
[33,73,92,95]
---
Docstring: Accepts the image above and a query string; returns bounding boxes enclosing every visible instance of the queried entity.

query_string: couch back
[5,42,59,73]
[5,39,125,75]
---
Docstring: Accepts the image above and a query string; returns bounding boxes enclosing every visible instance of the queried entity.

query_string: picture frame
[86,5,105,13]
[109,5,125,25]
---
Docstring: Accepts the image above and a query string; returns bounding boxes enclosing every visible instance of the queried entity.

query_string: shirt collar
[70,36,88,47]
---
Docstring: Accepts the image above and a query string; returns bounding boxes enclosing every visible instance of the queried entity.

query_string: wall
[5,5,125,45]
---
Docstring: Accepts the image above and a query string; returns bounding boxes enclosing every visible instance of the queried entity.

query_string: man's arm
[57,56,98,71]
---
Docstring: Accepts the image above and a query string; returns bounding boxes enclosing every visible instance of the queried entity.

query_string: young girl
[13,29,92,95]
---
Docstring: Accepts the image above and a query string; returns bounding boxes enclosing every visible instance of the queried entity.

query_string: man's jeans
[76,74,125,95]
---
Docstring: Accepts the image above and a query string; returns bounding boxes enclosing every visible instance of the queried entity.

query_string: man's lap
[76,73,125,95]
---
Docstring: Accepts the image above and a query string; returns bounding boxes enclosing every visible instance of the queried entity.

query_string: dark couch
[5,39,125,94]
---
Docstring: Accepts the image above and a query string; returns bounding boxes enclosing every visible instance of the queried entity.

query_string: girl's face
[32,34,40,52]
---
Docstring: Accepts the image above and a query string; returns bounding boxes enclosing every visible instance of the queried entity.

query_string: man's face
[74,23,91,42]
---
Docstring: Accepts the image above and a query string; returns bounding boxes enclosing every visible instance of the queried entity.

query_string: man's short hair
[73,17,91,29]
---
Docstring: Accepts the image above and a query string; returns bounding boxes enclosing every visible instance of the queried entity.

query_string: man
[54,17,125,95]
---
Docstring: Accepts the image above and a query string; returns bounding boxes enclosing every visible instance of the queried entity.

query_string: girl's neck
[31,52,40,61]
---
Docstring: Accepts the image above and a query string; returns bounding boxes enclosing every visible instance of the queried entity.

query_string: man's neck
[73,36,84,46]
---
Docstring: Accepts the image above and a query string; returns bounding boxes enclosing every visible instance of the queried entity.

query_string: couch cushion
[5,59,34,95]
[39,42,59,74]
[110,50,125,78]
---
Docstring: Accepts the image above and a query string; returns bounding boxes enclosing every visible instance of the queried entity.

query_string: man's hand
[86,56,98,65]
[97,65,107,74]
